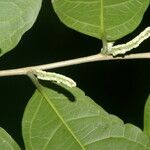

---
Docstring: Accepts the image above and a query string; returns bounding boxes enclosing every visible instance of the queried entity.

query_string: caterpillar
[33,69,76,88]
[108,27,150,56]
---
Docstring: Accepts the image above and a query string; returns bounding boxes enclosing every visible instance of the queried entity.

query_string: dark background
[0,0,149,148]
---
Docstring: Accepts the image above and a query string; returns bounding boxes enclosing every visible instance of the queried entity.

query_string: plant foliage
[22,84,150,150]
[0,0,42,57]
[0,0,149,150]
[0,128,20,150]
[52,0,149,41]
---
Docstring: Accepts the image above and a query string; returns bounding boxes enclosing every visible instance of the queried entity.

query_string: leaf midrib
[40,88,86,150]
[100,0,104,37]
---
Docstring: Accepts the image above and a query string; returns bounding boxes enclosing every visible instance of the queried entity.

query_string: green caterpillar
[33,69,76,88]
[107,27,150,56]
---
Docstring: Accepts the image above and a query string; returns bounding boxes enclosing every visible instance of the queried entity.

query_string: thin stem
[0,52,150,77]
[27,71,41,89]
[101,38,108,54]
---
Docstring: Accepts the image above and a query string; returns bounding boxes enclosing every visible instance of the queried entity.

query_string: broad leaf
[52,0,149,41]
[0,128,20,150]
[22,84,150,150]
[144,94,150,139]
[0,0,42,57]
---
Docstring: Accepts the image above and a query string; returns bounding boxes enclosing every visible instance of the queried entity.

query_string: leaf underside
[22,84,150,150]
[0,128,20,150]
[0,0,42,57]
[52,0,149,41]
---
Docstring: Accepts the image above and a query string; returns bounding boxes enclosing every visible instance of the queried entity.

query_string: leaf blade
[52,0,149,41]
[144,95,150,139]
[22,85,150,150]
[0,0,42,57]
[0,128,20,150]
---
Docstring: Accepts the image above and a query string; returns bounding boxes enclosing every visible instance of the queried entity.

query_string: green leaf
[0,0,42,57]
[22,84,150,150]
[144,94,150,139]
[0,127,20,150]
[52,0,149,41]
